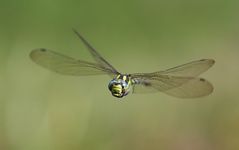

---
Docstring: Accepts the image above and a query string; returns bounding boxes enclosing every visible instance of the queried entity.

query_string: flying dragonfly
[30,29,215,98]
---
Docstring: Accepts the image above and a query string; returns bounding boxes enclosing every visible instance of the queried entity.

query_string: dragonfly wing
[131,59,214,98]
[158,59,215,77]
[160,77,213,98]
[131,74,213,98]
[73,29,119,74]
[30,48,115,76]
[131,83,158,93]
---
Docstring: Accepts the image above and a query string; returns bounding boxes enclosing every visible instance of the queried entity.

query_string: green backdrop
[0,0,239,150]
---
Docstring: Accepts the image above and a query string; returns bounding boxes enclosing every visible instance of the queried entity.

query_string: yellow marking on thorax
[128,79,131,85]
[123,75,127,81]
[116,74,121,79]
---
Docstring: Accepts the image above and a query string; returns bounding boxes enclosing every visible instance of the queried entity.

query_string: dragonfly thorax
[108,74,132,98]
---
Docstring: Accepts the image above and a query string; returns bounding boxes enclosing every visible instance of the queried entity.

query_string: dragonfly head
[108,77,131,98]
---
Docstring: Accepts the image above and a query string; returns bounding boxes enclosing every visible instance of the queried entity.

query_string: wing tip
[29,48,47,61]
[200,59,215,65]
[208,59,215,65]
[190,78,214,98]
[164,77,214,99]
[72,28,83,39]
[72,28,78,34]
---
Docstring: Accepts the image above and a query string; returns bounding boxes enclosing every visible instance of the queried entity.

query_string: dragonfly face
[30,29,215,98]
[108,74,132,98]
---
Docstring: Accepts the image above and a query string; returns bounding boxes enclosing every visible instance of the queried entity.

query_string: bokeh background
[1,0,239,150]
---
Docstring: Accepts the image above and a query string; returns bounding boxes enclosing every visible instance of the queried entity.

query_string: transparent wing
[73,29,119,74]
[131,75,213,98]
[30,48,115,76]
[157,59,215,77]
[130,59,215,98]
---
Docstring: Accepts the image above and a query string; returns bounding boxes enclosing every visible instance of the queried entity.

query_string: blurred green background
[1,0,239,150]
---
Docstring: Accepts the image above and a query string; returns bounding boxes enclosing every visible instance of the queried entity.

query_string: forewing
[131,74,213,98]
[157,59,215,77]
[30,48,115,76]
[73,29,119,74]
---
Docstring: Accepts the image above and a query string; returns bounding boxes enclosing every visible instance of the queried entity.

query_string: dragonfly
[30,29,215,98]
